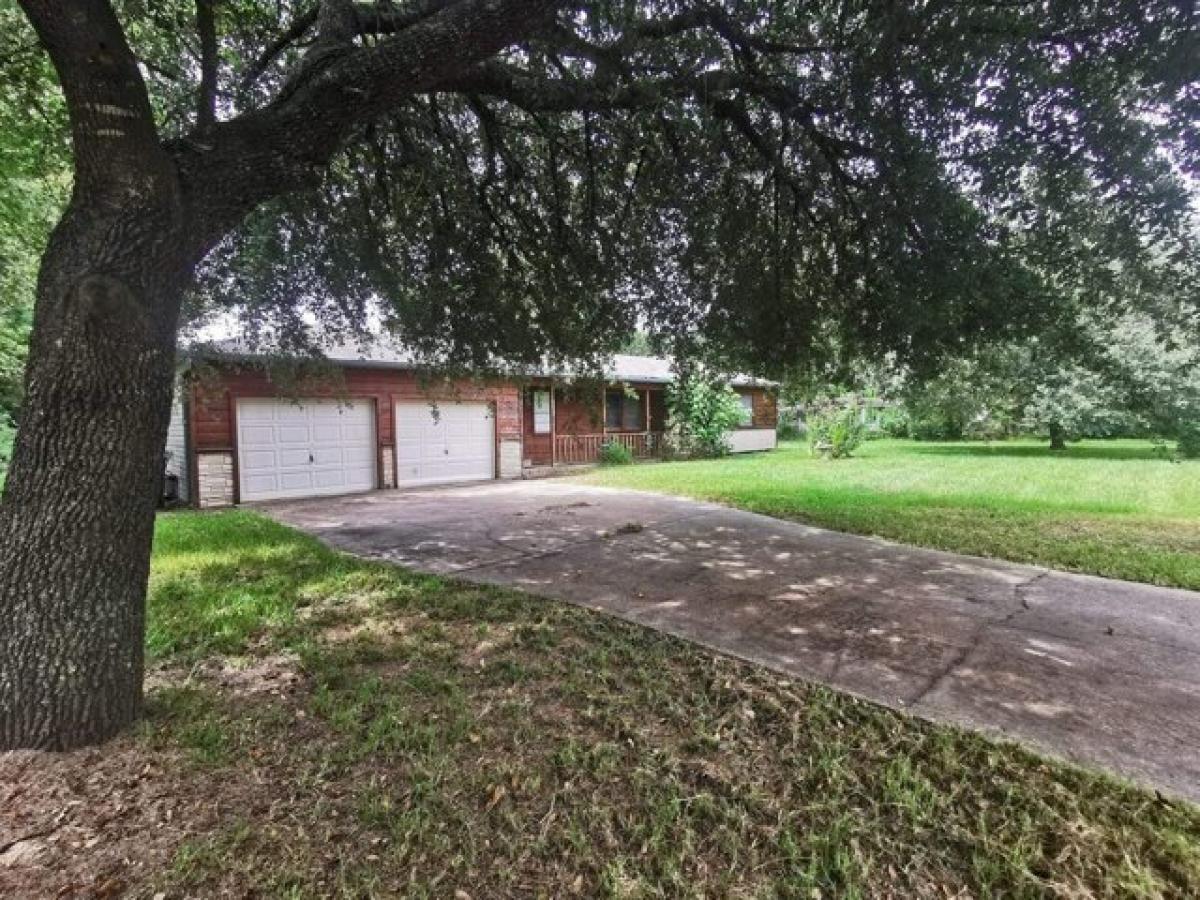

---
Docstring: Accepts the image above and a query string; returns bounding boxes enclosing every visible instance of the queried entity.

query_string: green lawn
[15,510,1196,897]
[0,415,13,489]
[578,438,1200,590]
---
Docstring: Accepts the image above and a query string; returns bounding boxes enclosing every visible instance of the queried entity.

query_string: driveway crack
[1011,570,1050,612]
[905,629,984,709]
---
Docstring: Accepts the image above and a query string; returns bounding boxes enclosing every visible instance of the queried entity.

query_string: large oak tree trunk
[0,191,190,749]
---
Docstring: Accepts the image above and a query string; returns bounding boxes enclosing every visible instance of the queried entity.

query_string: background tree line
[781,310,1200,457]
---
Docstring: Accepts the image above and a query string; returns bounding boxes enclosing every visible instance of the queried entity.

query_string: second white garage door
[394,400,494,488]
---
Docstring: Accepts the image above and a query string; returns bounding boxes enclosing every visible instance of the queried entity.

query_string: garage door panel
[243,473,280,494]
[240,425,277,446]
[311,403,352,419]
[279,471,316,491]
[312,424,342,443]
[313,470,348,489]
[239,404,276,423]
[273,447,308,467]
[311,446,344,466]
[276,424,310,443]
[236,399,376,501]
[395,401,494,488]
[242,449,279,470]
[276,405,308,422]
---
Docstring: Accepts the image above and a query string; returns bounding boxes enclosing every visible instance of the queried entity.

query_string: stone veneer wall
[197,451,235,507]
[380,446,396,489]
[498,437,522,478]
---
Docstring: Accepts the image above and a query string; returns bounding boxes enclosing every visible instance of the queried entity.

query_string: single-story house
[166,341,778,507]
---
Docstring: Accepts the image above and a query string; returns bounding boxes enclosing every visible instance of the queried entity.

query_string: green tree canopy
[4,1,1195,378]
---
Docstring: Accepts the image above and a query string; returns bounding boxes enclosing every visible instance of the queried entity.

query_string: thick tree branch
[175,0,567,259]
[196,0,218,128]
[239,1,463,93]
[240,4,319,92]
[17,0,165,193]
[316,0,360,44]
[351,0,461,36]
[582,5,834,60]
[441,62,750,112]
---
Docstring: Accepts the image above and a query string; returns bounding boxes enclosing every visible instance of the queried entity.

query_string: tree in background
[2,0,1196,749]
[898,313,1200,453]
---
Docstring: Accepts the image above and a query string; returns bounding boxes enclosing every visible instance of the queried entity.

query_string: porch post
[550,384,557,467]
[643,388,651,455]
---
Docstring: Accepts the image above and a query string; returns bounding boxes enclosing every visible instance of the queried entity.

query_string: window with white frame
[532,390,551,434]
[738,392,755,427]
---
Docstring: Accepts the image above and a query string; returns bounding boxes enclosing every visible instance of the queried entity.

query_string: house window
[738,392,755,427]
[605,390,644,431]
[532,390,551,434]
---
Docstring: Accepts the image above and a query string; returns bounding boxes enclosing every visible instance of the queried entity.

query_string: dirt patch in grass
[5,510,1198,898]
[0,703,259,898]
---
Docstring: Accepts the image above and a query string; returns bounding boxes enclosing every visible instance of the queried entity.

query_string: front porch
[521,382,669,469]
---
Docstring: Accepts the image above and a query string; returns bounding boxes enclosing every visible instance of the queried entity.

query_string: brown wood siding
[190,365,522,453]
[554,390,602,436]
[521,383,668,466]
[650,390,668,431]
[522,388,553,466]
[751,388,778,429]
[733,387,779,430]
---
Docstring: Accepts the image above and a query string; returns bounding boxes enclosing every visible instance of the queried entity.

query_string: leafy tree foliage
[666,371,743,457]
[0,3,68,422]
[897,313,1200,452]
[11,0,1183,375]
[899,356,1017,441]
[807,403,867,458]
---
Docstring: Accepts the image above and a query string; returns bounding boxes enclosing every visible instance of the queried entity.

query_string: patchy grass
[578,438,1200,590]
[3,510,1198,898]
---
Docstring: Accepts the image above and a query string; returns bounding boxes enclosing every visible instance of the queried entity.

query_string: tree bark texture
[0,204,188,748]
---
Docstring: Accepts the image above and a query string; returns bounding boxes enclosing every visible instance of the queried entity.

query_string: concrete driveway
[265,480,1200,802]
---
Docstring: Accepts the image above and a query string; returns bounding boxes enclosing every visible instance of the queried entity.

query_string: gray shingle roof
[190,337,775,388]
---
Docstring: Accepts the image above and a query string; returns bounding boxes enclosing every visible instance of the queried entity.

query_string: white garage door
[395,401,494,488]
[237,398,376,501]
